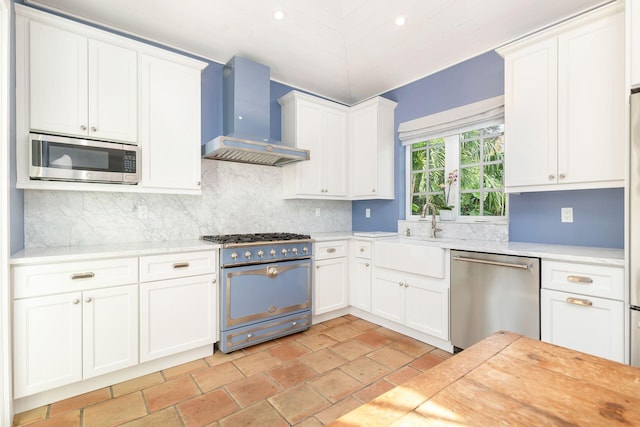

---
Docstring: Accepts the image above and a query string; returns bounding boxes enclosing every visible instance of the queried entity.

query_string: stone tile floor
[12,315,452,426]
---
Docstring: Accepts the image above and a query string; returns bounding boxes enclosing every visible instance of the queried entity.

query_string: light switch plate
[365,208,371,218]
[561,207,573,223]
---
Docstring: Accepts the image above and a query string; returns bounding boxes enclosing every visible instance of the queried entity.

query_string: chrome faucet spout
[422,203,442,239]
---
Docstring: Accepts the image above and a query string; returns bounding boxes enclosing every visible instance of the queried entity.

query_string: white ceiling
[26,0,611,104]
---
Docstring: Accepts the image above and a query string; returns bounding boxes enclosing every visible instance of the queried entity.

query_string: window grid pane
[410,137,447,215]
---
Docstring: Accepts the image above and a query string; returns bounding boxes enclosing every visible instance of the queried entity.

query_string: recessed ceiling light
[273,10,286,21]
[395,16,407,26]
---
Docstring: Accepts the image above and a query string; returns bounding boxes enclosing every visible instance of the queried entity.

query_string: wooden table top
[331,331,640,426]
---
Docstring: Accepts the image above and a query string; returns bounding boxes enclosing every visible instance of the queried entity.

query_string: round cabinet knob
[372,188,376,192]
[292,247,298,254]
[231,252,238,260]
[281,248,288,255]
[85,297,92,303]
[292,321,297,326]
[80,125,87,131]
[404,283,409,288]
[90,126,97,132]
[247,333,253,339]
[257,250,264,258]
[360,247,365,252]
[302,247,309,253]
[559,173,566,179]
[270,249,276,256]
[72,299,80,304]
[548,174,555,180]
[399,282,404,287]
[365,263,370,267]
[244,251,252,259]
[211,279,217,285]
[196,181,201,186]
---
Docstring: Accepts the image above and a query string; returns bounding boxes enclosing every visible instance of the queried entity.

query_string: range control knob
[292,247,299,254]
[281,248,288,255]
[244,251,251,259]
[302,247,309,253]
[257,250,264,258]
[231,252,238,260]
[270,249,276,256]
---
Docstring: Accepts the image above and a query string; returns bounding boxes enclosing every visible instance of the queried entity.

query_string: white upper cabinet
[138,53,203,193]
[630,0,640,88]
[280,91,349,199]
[349,97,397,200]
[29,20,137,144]
[499,4,624,192]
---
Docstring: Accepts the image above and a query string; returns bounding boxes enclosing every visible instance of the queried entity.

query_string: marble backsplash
[24,160,352,248]
[397,219,508,241]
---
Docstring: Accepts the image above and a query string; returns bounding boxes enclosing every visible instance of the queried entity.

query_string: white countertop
[10,240,220,265]
[10,233,624,267]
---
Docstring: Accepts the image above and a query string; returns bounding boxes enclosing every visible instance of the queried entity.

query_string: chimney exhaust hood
[202,56,309,166]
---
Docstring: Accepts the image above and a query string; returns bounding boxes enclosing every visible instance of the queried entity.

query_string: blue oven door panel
[219,311,311,353]
[220,258,312,331]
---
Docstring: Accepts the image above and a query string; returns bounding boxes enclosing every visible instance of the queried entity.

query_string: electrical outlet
[365,208,371,218]
[315,208,321,217]
[561,207,573,223]
[137,205,148,219]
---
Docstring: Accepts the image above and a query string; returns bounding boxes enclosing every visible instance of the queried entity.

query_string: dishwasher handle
[452,255,531,271]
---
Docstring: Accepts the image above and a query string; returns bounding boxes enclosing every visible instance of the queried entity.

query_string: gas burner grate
[202,233,311,245]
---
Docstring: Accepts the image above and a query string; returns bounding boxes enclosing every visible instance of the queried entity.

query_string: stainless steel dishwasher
[451,250,540,352]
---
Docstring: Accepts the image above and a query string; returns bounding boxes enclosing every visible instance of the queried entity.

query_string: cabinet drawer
[352,240,372,259]
[314,241,347,260]
[542,260,623,300]
[13,257,138,299]
[139,251,217,282]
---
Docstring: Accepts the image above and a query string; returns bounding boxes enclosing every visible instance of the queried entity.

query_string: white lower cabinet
[541,289,624,362]
[314,241,348,315]
[372,268,449,341]
[350,240,372,312]
[13,284,138,398]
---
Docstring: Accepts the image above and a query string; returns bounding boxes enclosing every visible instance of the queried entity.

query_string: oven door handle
[267,266,279,278]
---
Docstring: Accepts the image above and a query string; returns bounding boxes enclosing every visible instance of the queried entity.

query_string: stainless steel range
[202,233,313,353]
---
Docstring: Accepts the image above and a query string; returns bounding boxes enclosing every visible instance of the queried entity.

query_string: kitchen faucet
[421,203,442,238]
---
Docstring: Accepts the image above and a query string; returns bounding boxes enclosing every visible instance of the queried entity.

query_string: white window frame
[405,122,507,223]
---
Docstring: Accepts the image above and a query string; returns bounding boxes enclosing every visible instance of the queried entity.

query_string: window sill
[412,216,508,225]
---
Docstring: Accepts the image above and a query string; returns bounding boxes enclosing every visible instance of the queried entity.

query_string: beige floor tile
[385,366,423,386]
[119,407,183,427]
[267,360,318,388]
[431,348,454,359]
[330,340,372,361]
[193,361,245,392]
[162,358,208,379]
[12,405,47,426]
[83,392,147,427]
[308,369,362,403]
[314,397,362,425]
[322,324,361,342]
[297,333,339,351]
[233,351,282,376]
[388,336,436,357]
[219,401,288,427]
[341,356,391,384]
[302,323,328,335]
[320,317,351,328]
[111,372,164,397]
[300,348,348,373]
[143,375,201,412]
[353,329,392,348]
[242,339,280,354]
[295,417,323,427]
[349,318,379,332]
[268,384,331,425]
[368,346,415,370]
[48,387,110,416]
[225,373,281,407]
[176,389,238,426]
[205,349,246,367]
[354,379,396,403]
[16,410,80,427]
[269,340,311,361]
[410,352,447,372]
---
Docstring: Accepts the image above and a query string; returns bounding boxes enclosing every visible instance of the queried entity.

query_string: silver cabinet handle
[326,248,336,253]
[85,297,92,303]
[172,262,190,269]
[567,275,593,284]
[72,299,80,304]
[71,272,95,280]
[566,297,593,307]
[452,256,530,270]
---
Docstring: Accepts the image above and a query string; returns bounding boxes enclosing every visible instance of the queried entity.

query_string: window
[407,122,506,219]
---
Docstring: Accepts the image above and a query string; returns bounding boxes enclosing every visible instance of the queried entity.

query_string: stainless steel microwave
[29,133,139,184]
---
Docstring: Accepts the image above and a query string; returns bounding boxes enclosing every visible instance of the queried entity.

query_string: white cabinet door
[350,258,372,312]
[139,53,202,193]
[314,257,348,315]
[13,292,83,398]
[503,37,558,188]
[29,20,88,137]
[82,285,138,379]
[371,270,404,324]
[140,274,217,362]
[405,278,449,341]
[557,12,624,185]
[323,107,348,197]
[88,39,137,143]
[541,289,624,362]
[632,0,640,87]
[293,99,325,196]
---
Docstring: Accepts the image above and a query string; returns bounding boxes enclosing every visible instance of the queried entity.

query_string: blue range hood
[202,56,309,166]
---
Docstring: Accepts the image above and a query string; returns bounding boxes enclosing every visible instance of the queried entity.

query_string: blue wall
[351,50,624,249]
